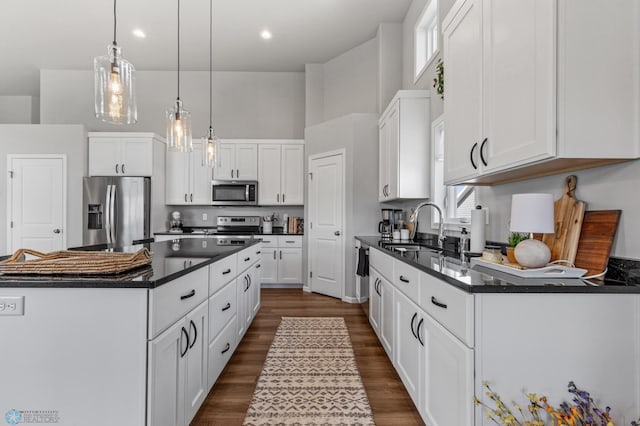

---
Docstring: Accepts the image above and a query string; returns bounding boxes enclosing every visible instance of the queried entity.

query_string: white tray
[470,258,588,278]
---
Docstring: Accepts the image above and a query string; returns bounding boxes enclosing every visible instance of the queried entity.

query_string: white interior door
[308,151,344,299]
[8,156,66,253]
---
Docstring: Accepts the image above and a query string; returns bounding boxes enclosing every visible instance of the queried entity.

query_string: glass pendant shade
[94,44,137,124]
[166,99,192,152]
[202,127,219,167]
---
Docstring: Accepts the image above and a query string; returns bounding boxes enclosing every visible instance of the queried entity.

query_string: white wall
[377,23,404,113]
[40,70,305,139]
[0,96,39,124]
[0,125,86,255]
[305,64,324,127]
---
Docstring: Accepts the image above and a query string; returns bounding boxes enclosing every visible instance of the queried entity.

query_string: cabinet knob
[334,231,341,236]
[53,228,61,234]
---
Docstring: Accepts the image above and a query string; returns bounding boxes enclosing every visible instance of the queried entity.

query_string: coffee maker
[379,209,393,239]
[169,211,183,233]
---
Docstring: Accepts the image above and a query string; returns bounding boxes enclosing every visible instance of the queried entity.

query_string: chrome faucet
[408,202,446,249]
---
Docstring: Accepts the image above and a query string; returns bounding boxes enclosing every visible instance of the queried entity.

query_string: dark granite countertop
[0,238,260,289]
[356,236,640,294]
[154,226,303,236]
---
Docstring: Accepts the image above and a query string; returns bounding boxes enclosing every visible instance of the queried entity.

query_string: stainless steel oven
[211,180,258,206]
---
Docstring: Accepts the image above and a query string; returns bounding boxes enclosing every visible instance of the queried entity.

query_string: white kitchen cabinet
[259,235,303,285]
[443,0,640,185]
[214,142,257,181]
[258,143,304,205]
[166,141,212,205]
[369,268,394,359]
[147,299,208,426]
[394,289,422,408]
[251,260,262,318]
[235,246,261,340]
[89,133,163,176]
[378,90,430,202]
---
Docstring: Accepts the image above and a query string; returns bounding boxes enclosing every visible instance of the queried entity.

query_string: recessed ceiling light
[260,30,272,40]
[132,29,146,39]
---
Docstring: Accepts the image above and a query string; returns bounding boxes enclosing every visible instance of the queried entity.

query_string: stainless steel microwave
[211,180,258,206]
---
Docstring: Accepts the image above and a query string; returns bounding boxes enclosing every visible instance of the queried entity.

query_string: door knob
[53,229,61,234]
[334,231,341,236]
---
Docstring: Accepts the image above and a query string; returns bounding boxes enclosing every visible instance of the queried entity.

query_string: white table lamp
[509,193,554,268]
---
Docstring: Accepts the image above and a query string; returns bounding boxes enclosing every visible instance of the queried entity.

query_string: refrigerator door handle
[110,184,117,244]
[105,184,112,244]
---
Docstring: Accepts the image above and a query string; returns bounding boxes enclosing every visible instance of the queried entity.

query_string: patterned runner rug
[243,317,375,425]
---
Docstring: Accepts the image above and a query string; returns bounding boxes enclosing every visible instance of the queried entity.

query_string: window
[414,0,439,82]
[431,114,476,228]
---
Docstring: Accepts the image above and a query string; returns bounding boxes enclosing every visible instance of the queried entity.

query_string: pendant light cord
[112,0,117,45]
[209,0,213,129]
[177,0,181,100]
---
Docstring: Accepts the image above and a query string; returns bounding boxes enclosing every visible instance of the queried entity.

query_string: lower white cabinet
[369,267,394,359]
[147,299,208,426]
[394,290,422,407]
[260,235,302,284]
[207,317,237,388]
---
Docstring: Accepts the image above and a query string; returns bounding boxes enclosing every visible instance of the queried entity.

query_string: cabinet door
[385,103,400,200]
[369,271,381,334]
[121,139,153,176]
[378,118,390,201]
[213,143,236,180]
[89,139,121,176]
[184,300,208,425]
[394,290,422,407]
[281,144,304,205]
[481,0,555,173]
[443,0,483,184]
[190,142,213,205]
[278,248,302,283]
[421,313,474,426]
[147,320,185,426]
[260,250,279,284]
[166,150,189,205]
[258,144,282,205]
[207,317,237,390]
[235,144,258,180]
[379,277,395,360]
[251,262,261,318]
[243,270,254,328]
[236,276,249,339]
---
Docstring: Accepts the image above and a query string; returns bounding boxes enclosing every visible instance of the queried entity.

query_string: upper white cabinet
[258,142,304,205]
[89,132,164,176]
[443,0,640,185]
[214,142,257,181]
[379,90,430,202]
[166,141,212,205]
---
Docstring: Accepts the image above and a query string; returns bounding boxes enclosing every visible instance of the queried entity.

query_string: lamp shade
[94,44,137,124]
[509,193,554,234]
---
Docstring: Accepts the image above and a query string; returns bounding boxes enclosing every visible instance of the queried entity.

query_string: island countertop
[0,237,260,289]
[356,236,640,294]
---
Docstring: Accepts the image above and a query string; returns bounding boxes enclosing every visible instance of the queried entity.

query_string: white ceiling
[1,0,412,96]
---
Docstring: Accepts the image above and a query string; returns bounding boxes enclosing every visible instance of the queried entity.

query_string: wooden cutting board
[541,175,586,263]
[574,210,621,279]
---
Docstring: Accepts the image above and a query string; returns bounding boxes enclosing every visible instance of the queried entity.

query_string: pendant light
[166,0,192,152]
[202,0,219,167]
[94,0,137,124]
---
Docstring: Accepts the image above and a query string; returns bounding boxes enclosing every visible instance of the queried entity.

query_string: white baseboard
[342,296,367,304]
[302,285,311,293]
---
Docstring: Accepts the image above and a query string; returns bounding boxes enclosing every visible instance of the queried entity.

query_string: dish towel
[356,247,369,277]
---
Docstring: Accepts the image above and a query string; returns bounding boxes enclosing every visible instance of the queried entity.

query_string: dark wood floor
[191,288,424,425]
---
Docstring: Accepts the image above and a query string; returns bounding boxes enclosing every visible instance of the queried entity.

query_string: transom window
[414,0,439,82]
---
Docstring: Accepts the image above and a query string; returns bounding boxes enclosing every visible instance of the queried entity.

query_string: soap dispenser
[459,227,469,257]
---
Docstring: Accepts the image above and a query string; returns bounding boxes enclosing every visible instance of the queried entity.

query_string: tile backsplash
[165,205,304,228]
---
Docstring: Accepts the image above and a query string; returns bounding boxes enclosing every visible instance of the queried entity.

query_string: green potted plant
[507,232,527,264]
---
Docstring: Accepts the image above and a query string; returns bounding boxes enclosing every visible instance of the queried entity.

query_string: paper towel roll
[470,208,486,253]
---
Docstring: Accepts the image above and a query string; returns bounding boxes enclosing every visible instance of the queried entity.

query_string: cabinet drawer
[260,236,278,247]
[277,236,302,248]
[393,260,420,304]
[209,254,237,295]
[207,317,237,388]
[237,246,257,272]
[208,280,237,341]
[369,248,393,281]
[149,267,209,339]
[420,272,474,346]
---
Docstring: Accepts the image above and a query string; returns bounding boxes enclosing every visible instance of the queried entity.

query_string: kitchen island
[0,238,262,426]
[357,236,640,425]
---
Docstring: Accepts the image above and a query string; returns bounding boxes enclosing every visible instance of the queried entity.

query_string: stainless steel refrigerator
[83,177,151,247]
